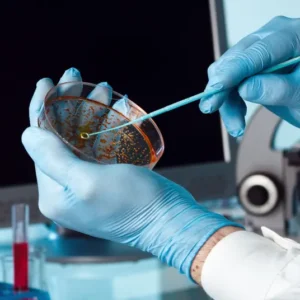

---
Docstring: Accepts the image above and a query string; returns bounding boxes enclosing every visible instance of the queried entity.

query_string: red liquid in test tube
[12,204,29,292]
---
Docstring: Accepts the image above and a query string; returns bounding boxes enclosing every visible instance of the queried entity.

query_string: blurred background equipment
[0,204,50,299]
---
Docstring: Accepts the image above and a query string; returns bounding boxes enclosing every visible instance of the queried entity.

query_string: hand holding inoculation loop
[200,16,300,137]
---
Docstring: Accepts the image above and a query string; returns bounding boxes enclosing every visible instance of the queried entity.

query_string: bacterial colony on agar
[38,96,158,167]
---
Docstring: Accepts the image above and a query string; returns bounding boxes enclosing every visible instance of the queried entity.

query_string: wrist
[142,200,244,279]
[190,226,244,285]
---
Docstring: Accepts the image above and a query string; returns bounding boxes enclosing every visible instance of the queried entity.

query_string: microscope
[236,106,300,240]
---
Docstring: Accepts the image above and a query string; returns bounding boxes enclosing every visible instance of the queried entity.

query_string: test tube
[12,203,29,291]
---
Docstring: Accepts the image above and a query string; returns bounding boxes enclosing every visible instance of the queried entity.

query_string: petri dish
[38,82,164,169]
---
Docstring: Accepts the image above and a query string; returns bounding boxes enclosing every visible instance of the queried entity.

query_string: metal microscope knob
[238,174,280,216]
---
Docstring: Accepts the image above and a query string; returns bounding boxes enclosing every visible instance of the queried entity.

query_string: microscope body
[236,107,300,237]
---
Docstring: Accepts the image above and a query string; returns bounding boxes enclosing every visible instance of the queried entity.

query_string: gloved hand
[199,16,300,137]
[22,67,242,279]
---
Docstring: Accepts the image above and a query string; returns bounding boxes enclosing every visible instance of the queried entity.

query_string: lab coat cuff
[201,230,296,300]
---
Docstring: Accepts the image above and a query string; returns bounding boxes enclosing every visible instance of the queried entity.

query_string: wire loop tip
[80,132,90,140]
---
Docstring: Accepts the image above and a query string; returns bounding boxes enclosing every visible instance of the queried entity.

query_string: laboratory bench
[0,223,212,300]
[0,198,244,299]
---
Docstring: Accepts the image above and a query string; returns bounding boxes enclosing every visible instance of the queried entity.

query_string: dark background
[0,0,223,186]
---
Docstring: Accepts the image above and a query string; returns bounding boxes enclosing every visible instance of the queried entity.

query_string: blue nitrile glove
[199,16,300,137]
[22,68,243,279]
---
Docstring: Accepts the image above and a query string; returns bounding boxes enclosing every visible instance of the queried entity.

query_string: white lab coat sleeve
[201,227,300,300]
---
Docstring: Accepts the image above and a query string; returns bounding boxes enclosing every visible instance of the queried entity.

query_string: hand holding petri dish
[38,82,164,169]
